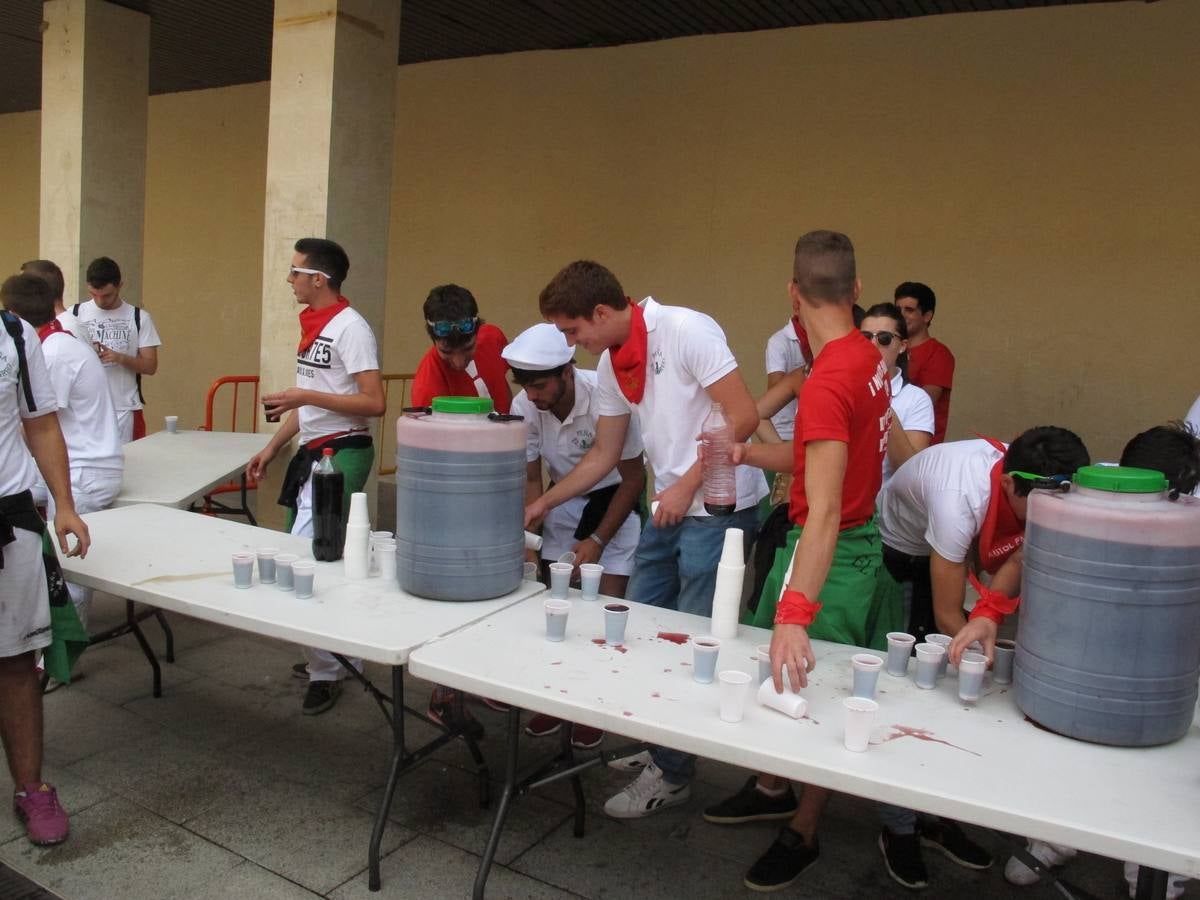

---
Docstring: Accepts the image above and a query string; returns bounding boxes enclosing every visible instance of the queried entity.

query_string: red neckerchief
[610,299,648,404]
[791,316,813,363]
[37,319,67,343]
[976,434,1023,574]
[298,296,349,353]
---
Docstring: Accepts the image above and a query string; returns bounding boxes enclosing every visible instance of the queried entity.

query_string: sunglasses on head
[426,317,478,338]
[861,330,902,347]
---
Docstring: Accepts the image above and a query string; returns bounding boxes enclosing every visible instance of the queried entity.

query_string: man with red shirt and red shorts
[895,281,954,444]
[411,284,511,414]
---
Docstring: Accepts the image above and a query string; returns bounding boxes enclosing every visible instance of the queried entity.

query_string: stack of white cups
[709,528,744,640]
[343,492,371,579]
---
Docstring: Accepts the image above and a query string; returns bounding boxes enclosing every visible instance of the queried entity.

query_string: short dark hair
[510,364,568,386]
[792,230,856,304]
[86,256,122,289]
[862,302,908,340]
[1120,422,1200,496]
[294,237,349,290]
[423,284,480,349]
[539,260,627,320]
[1,273,55,327]
[894,281,936,315]
[1003,426,1091,496]
[21,259,64,303]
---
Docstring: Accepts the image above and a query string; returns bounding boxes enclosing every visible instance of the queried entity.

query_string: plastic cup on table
[275,553,298,591]
[369,531,393,577]
[292,560,316,599]
[958,651,988,702]
[843,697,878,752]
[523,561,539,582]
[549,562,572,600]
[926,634,952,679]
[851,653,883,699]
[691,636,721,684]
[885,631,916,676]
[756,643,772,686]
[232,552,254,589]
[544,599,571,642]
[578,563,603,602]
[164,415,178,433]
[557,551,576,566]
[993,639,1016,685]
[914,642,944,690]
[603,603,629,645]
[373,538,397,582]
[718,670,752,723]
[256,547,278,584]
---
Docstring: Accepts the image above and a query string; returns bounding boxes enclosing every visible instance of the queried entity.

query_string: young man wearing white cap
[504,323,645,748]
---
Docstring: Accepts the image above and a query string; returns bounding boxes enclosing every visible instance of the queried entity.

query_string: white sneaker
[1123,863,1188,900]
[607,749,653,772]
[1004,840,1078,885]
[603,763,691,819]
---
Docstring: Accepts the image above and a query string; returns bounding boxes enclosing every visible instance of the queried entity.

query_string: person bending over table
[246,237,384,717]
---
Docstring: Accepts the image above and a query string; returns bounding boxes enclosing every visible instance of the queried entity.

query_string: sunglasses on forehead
[861,330,902,347]
[426,317,479,338]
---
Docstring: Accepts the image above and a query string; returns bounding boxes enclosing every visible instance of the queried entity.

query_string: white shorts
[37,466,123,520]
[0,528,52,658]
[541,496,640,576]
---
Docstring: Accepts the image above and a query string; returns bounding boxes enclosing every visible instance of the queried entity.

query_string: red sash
[37,319,67,343]
[791,316,813,364]
[976,434,1023,574]
[298,296,349,353]
[610,300,648,404]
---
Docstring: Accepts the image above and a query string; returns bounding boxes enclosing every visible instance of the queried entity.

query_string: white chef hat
[502,323,576,371]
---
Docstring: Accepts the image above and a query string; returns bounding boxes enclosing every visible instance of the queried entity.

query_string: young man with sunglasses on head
[246,238,385,716]
[894,282,954,445]
[411,284,512,413]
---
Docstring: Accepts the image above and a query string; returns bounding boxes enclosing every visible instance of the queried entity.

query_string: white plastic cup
[369,531,393,577]
[927,634,952,679]
[851,653,883,699]
[603,603,629,645]
[164,415,178,433]
[914,642,945,690]
[347,492,370,527]
[557,551,577,566]
[523,561,539,581]
[375,538,397,582]
[256,547,278,584]
[718,670,752,723]
[524,530,543,551]
[993,639,1016,685]
[719,528,744,567]
[275,553,298,591]
[549,562,572,600]
[757,669,808,719]
[885,632,916,676]
[756,644,772,685]
[232,552,254,589]
[843,697,878,752]
[292,560,316,599]
[691,636,721,684]
[958,651,988,702]
[579,563,603,602]
[544,599,570,642]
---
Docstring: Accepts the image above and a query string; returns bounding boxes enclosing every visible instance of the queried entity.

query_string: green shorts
[748,517,902,651]
[285,444,375,532]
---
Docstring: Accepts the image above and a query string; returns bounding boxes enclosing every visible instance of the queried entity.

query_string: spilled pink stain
[623,711,633,717]
[680,661,691,667]
[591,638,605,646]
[879,725,981,757]
[663,668,672,673]
[651,691,661,698]
[559,689,568,694]
[543,684,551,689]
[656,631,689,645]
[611,669,619,674]
[550,661,562,666]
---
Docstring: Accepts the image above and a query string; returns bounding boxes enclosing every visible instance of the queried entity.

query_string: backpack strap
[1,311,36,413]
[133,305,145,405]
[72,303,81,316]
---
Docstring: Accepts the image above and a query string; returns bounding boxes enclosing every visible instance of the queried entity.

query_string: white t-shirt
[595,297,768,517]
[764,319,806,441]
[296,306,379,444]
[877,438,1005,563]
[74,300,162,411]
[41,331,124,472]
[0,316,58,497]
[56,309,92,344]
[1186,394,1200,437]
[883,371,935,485]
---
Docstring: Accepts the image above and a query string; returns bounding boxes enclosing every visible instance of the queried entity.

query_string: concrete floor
[0,592,1150,900]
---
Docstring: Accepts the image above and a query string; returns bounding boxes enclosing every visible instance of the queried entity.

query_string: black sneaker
[703,776,798,824]
[744,827,819,892]
[301,680,341,716]
[919,818,993,870]
[879,828,929,890]
[291,662,309,680]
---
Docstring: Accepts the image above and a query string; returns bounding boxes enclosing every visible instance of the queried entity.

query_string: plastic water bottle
[701,402,736,516]
[312,448,345,561]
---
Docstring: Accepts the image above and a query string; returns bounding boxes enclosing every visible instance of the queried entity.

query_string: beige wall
[1,0,1195,466]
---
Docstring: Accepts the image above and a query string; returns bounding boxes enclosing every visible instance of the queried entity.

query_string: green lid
[1072,464,1169,493]
[431,396,494,415]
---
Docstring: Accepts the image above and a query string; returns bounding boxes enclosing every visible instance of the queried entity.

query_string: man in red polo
[411,284,511,414]
[895,281,954,444]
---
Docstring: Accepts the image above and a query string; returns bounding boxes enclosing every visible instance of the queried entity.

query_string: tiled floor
[0,593,1143,899]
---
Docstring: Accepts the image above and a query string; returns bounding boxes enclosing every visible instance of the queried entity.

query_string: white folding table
[408,594,1200,900]
[60,503,544,892]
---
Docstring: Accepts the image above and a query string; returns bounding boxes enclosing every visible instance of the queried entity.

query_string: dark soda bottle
[312,448,345,561]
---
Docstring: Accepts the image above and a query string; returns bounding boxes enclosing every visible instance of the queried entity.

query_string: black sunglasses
[861,330,902,347]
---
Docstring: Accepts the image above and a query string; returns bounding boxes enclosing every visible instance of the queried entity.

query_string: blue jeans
[629,508,759,784]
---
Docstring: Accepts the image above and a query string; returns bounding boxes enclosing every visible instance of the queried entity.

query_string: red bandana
[791,316,813,364]
[37,319,67,343]
[298,296,349,353]
[609,300,648,404]
[976,434,1023,573]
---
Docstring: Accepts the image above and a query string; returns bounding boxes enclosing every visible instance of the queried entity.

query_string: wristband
[774,588,822,627]
[967,572,1020,625]
[588,533,606,549]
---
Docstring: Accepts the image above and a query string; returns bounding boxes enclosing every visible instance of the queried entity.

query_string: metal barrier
[377,372,416,476]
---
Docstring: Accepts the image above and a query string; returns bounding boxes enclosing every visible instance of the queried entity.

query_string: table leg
[123,600,163,698]
[558,725,586,838]
[240,474,257,527]
[474,707,520,900]
[153,610,175,663]
[368,665,406,892]
[1135,867,1169,900]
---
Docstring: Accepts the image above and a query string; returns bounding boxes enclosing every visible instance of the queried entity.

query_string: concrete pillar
[39,0,149,303]
[257,0,400,527]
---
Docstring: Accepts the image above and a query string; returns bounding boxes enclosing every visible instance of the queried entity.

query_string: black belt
[277,434,373,511]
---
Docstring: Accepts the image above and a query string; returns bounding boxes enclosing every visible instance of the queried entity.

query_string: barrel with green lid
[394,396,526,600]
[1016,465,1200,745]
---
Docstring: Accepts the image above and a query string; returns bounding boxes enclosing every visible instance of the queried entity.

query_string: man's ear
[1000,472,1017,498]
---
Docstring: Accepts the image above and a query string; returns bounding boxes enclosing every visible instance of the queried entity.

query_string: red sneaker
[14,783,69,846]
[524,713,563,737]
[570,723,604,750]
